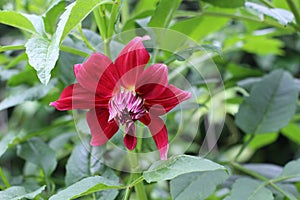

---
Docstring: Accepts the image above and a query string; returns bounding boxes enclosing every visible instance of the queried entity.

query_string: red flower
[50,36,191,160]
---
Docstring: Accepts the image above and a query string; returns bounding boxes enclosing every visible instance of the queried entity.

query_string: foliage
[0,0,300,199]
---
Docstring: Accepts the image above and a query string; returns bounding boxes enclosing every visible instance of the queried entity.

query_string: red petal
[135,63,168,97]
[124,122,137,150]
[50,83,109,111]
[87,109,119,146]
[115,36,150,89]
[139,114,169,160]
[75,53,119,98]
[144,84,191,116]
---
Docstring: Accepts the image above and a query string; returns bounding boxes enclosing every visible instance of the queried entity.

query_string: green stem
[286,0,300,26]
[93,6,110,57]
[0,167,10,188]
[231,162,293,199]
[234,134,255,162]
[60,45,90,57]
[133,173,148,200]
[123,186,132,200]
[0,44,25,52]
[77,25,97,52]
[107,0,120,39]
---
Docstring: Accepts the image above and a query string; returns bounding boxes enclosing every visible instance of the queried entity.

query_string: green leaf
[235,70,298,134]
[245,2,294,26]
[0,80,56,111]
[170,15,229,41]
[148,0,182,28]
[60,0,113,42]
[0,132,19,158]
[25,0,113,84]
[0,11,42,34]
[202,0,245,8]
[0,185,45,200]
[49,176,123,200]
[25,36,59,85]
[278,159,300,180]
[281,123,300,144]
[143,155,226,183]
[43,0,66,34]
[65,142,103,186]
[224,178,273,200]
[8,65,39,86]
[247,133,279,150]
[17,138,57,176]
[170,170,228,200]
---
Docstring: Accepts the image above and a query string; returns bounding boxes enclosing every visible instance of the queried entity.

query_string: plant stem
[0,44,25,52]
[0,167,10,188]
[93,6,111,57]
[234,134,255,162]
[286,0,300,26]
[259,0,275,8]
[123,186,132,200]
[78,25,97,52]
[133,173,148,200]
[107,0,120,39]
[60,45,90,57]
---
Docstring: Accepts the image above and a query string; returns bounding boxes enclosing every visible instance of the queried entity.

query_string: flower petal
[124,122,137,150]
[135,63,168,97]
[139,114,169,160]
[87,109,119,146]
[115,36,150,88]
[144,84,191,116]
[49,83,109,111]
[75,53,119,97]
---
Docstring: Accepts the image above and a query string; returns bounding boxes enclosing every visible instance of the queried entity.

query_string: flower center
[108,90,146,125]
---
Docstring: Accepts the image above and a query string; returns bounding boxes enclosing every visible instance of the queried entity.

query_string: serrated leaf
[245,2,294,26]
[202,0,245,8]
[148,0,182,28]
[143,155,226,183]
[170,170,228,200]
[278,159,300,180]
[65,142,103,186]
[235,70,298,134]
[49,176,122,200]
[17,138,57,177]
[25,36,59,84]
[224,178,273,200]
[0,11,42,34]
[25,0,113,84]
[0,185,45,200]
[0,80,56,111]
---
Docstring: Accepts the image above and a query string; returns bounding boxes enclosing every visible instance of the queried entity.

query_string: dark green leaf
[0,186,45,200]
[0,132,20,158]
[235,70,298,134]
[170,170,228,200]
[148,0,182,28]
[65,142,103,186]
[278,159,300,180]
[143,155,226,183]
[49,176,123,200]
[224,178,273,200]
[202,0,245,8]
[0,80,56,111]
[17,138,57,176]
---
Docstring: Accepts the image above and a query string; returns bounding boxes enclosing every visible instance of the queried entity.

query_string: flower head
[50,36,191,160]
